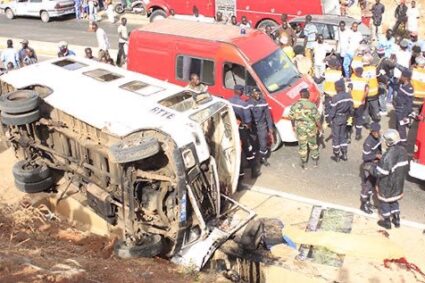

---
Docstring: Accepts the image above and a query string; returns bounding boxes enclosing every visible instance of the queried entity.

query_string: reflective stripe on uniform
[377,166,389,175]
[323,69,342,96]
[350,75,368,108]
[330,98,353,107]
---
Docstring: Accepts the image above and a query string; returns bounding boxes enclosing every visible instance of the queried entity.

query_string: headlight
[182,148,195,169]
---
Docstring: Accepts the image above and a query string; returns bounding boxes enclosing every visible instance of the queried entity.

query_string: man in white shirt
[394,39,412,79]
[313,34,332,78]
[406,1,419,34]
[116,17,128,67]
[91,22,110,52]
[335,20,350,75]
[343,22,363,78]
[0,39,20,69]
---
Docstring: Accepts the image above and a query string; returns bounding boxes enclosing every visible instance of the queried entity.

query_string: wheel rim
[6,9,13,19]
[41,12,49,22]
[153,15,165,21]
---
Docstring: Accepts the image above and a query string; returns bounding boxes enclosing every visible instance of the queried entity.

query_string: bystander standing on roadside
[343,22,363,78]
[371,0,385,39]
[116,17,128,67]
[406,1,419,35]
[377,29,395,58]
[278,14,296,46]
[214,11,227,24]
[91,22,111,54]
[230,15,238,26]
[18,39,37,65]
[1,39,20,69]
[335,21,350,75]
[359,0,373,28]
[74,0,82,19]
[393,0,408,34]
[303,15,318,64]
[313,34,332,78]
[239,16,251,30]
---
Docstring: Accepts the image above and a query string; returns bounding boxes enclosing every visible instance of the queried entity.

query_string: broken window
[120,80,165,96]
[83,68,123,82]
[176,55,215,85]
[52,59,87,71]
[159,91,195,112]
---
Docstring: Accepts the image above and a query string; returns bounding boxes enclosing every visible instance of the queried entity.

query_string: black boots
[360,201,373,214]
[301,160,307,169]
[312,158,319,168]
[331,153,340,162]
[260,157,270,167]
[377,218,392,229]
[355,134,362,141]
[392,213,400,228]
[340,152,348,161]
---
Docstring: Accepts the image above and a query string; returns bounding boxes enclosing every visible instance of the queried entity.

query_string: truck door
[222,62,258,99]
[15,0,29,15]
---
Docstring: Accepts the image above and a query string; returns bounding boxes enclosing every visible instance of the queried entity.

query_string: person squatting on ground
[247,88,273,168]
[366,129,409,229]
[329,79,353,162]
[348,67,369,141]
[360,122,382,214]
[229,85,259,178]
[289,88,321,169]
[393,69,414,146]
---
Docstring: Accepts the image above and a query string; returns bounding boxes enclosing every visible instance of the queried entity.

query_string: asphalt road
[0,13,144,48]
[0,16,424,224]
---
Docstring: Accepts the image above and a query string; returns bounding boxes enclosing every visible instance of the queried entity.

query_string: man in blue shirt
[377,29,395,58]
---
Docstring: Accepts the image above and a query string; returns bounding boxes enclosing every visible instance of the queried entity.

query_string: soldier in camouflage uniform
[289,89,322,169]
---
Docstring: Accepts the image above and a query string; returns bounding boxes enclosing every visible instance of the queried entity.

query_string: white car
[0,0,74,23]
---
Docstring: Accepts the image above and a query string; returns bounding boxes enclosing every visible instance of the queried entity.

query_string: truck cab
[409,101,425,181]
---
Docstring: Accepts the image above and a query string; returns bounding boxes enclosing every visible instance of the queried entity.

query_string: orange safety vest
[350,74,368,108]
[363,65,378,97]
[323,69,342,96]
[351,56,363,70]
[412,67,425,99]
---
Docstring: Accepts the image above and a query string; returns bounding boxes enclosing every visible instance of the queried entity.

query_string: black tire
[114,235,164,258]
[15,177,53,193]
[5,8,14,20]
[13,160,50,183]
[257,19,278,30]
[1,109,40,126]
[270,126,282,152]
[109,137,160,163]
[149,9,167,22]
[0,90,39,114]
[114,4,124,14]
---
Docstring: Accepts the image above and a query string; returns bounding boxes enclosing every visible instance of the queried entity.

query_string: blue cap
[234,84,244,92]
[371,122,381,132]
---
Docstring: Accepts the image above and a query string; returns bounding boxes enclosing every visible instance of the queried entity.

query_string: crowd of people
[1,1,424,230]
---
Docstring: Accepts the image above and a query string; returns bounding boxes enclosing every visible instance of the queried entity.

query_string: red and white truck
[145,0,340,28]
[409,101,425,181]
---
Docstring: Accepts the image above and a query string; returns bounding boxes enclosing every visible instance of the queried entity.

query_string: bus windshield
[252,48,300,94]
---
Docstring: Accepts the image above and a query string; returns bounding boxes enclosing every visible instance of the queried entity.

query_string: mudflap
[171,194,255,270]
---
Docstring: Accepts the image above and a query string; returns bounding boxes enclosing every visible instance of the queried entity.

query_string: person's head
[6,62,14,70]
[216,11,223,21]
[231,15,237,25]
[6,39,13,48]
[190,73,200,86]
[234,84,244,96]
[25,48,33,57]
[327,56,340,69]
[382,129,400,147]
[385,29,393,40]
[252,88,262,100]
[300,88,310,99]
[169,9,175,16]
[400,0,406,5]
[85,47,93,58]
[100,55,108,63]
[411,0,416,8]
[121,17,127,26]
[354,67,363,76]
[317,34,324,43]
[339,21,346,31]
[400,69,412,83]
[362,53,373,66]
[241,15,248,24]
[395,35,402,45]
[370,122,381,139]
[305,15,312,23]
[410,32,418,42]
[416,56,425,68]
[91,22,98,31]
[281,13,288,23]
[265,25,272,35]
[375,0,380,3]
[335,79,346,93]
[412,46,422,57]
[399,39,409,50]
[351,22,358,32]
[282,20,288,29]
[20,39,29,49]
[58,41,68,53]
[192,6,199,17]
[107,58,115,65]
[293,45,305,56]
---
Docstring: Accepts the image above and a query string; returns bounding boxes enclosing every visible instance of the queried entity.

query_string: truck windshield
[252,49,300,94]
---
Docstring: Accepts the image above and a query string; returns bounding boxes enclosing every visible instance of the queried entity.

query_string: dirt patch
[0,199,199,283]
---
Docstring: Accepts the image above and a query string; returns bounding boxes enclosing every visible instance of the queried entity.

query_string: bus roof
[0,57,221,144]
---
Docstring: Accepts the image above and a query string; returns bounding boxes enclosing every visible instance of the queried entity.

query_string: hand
[375,154,382,160]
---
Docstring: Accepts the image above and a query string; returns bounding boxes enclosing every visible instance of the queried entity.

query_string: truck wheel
[40,11,50,23]
[114,235,164,258]
[149,9,167,22]
[114,4,125,14]
[5,8,14,20]
[270,126,282,152]
[109,137,160,163]
[257,19,278,30]
[1,109,40,126]
[15,177,53,193]
[13,160,51,183]
[0,90,39,114]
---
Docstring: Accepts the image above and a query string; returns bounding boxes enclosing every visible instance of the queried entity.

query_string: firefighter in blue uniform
[229,85,258,178]
[360,122,382,214]
[329,79,354,162]
[393,69,414,146]
[248,88,273,168]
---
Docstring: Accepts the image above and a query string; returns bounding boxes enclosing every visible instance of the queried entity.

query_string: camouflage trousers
[296,129,319,162]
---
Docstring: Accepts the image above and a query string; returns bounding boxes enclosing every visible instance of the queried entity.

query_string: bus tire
[257,19,278,30]
[270,126,282,152]
[114,235,164,258]
[15,177,53,194]
[13,160,51,183]
[1,109,41,126]
[0,90,39,114]
[109,137,160,163]
[150,9,167,22]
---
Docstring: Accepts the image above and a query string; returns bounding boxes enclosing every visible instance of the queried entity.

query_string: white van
[0,57,244,259]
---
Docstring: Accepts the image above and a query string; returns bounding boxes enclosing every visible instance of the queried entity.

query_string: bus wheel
[150,9,167,22]
[270,126,282,152]
[257,19,278,31]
